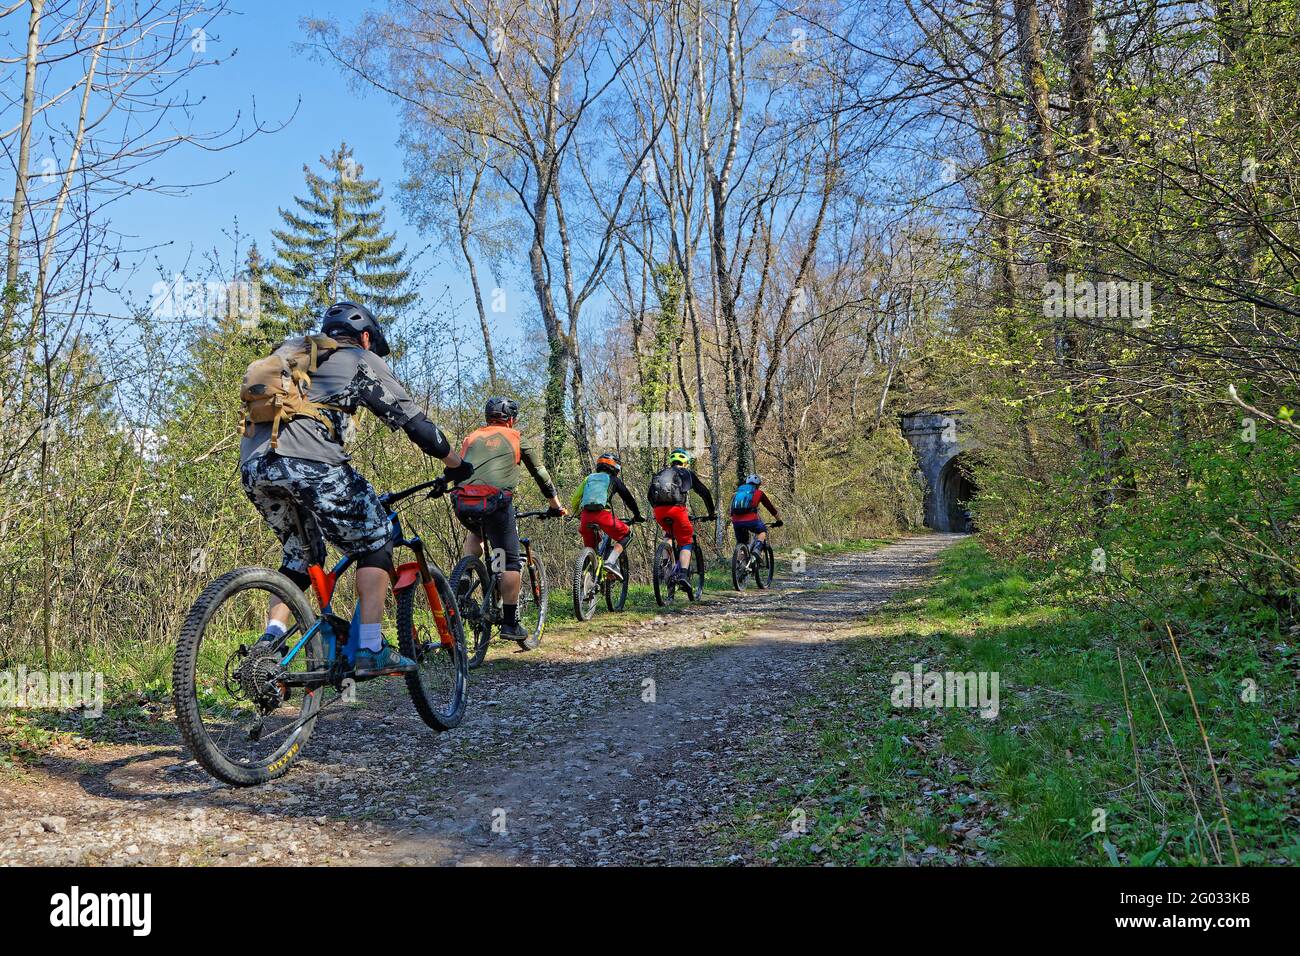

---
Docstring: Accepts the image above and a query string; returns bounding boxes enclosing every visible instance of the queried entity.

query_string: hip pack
[451,483,511,518]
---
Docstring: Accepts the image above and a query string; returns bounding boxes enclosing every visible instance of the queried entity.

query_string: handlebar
[380,478,446,508]
[518,508,564,520]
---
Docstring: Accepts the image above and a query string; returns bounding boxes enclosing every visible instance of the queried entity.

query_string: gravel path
[0,534,958,866]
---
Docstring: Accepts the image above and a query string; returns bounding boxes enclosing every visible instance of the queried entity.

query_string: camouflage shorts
[240,453,391,572]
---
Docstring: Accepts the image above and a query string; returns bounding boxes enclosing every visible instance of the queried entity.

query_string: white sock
[359,623,383,652]
[265,619,287,639]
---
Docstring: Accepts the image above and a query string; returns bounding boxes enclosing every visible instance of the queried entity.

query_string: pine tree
[262,143,417,334]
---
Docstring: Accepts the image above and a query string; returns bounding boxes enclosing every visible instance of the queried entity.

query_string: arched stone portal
[937,454,977,533]
[899,411,978,532]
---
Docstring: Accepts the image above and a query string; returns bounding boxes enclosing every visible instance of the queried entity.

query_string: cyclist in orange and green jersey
[451,397,567,639]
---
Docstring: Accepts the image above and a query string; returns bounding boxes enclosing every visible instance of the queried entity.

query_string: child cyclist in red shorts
[730,473,783,556]
[647,448,716,594]
[570,453,644,580]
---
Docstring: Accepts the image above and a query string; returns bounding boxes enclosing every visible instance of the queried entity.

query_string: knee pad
[278,566,312,591]
[355,541,395,575]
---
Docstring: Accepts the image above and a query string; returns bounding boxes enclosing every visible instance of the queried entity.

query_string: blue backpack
[731,482,758,515]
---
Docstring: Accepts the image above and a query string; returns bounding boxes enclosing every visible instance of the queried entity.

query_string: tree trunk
[3,0,44,337]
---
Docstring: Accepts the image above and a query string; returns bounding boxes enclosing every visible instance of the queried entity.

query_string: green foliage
[642,263,682,419]
[262,142,417,334]
[789,425,925,542]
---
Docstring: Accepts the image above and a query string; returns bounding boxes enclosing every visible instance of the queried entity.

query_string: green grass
[719,538,1298,866]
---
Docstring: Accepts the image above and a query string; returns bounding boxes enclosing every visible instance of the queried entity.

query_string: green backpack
[580,471,614,511]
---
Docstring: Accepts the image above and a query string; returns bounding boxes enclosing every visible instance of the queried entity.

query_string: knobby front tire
[755,543,775,589]
[652,540,674,606]
[604,550,630,611]
[518,551,548,650]
[687,543,705,601]
[731,543,750,592]
[396,568,468,731]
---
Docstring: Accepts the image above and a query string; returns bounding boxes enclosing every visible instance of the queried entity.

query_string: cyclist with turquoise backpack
[570,453,644,581]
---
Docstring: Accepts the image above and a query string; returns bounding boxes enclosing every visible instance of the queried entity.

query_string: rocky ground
[0,534,956,866]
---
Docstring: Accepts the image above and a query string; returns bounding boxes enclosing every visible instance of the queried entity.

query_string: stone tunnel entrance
[899,411,978,532]
[937,454,977,533]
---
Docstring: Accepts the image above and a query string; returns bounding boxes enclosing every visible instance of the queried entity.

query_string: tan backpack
[239,335,345,448]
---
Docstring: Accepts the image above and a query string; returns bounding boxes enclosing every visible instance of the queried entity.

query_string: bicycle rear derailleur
[225,642,290,715]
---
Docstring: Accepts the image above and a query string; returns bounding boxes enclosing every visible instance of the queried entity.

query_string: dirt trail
[0,534,958,866]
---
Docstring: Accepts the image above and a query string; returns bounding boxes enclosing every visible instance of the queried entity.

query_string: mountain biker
[240,301,469,677]
[451,397,567,640]
[570,453,643,581]
[647,447,715,592]
[730,473,782,557]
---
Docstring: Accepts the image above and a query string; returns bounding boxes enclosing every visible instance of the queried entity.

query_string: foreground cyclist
[240,301,468,677]
[730,473,782,557]
[647,448,715,593]
[451,397,567,640]
[570,453,643,580]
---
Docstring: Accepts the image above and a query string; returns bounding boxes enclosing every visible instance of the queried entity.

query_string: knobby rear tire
[450,556,491,669]
[573,548,600,622]
[172,567,321,787]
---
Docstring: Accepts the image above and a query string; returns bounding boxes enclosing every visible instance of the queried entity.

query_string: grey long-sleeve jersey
[239,342,448,465]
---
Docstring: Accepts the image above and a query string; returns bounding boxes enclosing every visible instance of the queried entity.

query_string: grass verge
[718,537,1298,866]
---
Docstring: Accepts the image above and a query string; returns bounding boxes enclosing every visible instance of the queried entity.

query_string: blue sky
[115,1,526,343]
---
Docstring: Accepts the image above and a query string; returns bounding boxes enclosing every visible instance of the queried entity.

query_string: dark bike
[450,506,558,668]
[572,515,642,621]
[731,519,782,591]
[172,480,466,787]
[652,513,710,606]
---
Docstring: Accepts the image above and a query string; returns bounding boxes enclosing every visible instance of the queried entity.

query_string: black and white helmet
[485,396,519,423]
[745,473,762,486]
[321,301,390,357]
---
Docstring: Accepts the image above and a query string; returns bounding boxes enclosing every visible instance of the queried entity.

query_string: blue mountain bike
[172,480,467,786]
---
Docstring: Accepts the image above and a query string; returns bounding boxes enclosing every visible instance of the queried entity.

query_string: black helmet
[485,396,519,423]
[321,301,390,357]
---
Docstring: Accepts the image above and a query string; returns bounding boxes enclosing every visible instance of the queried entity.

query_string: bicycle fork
[394,558,457,649]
